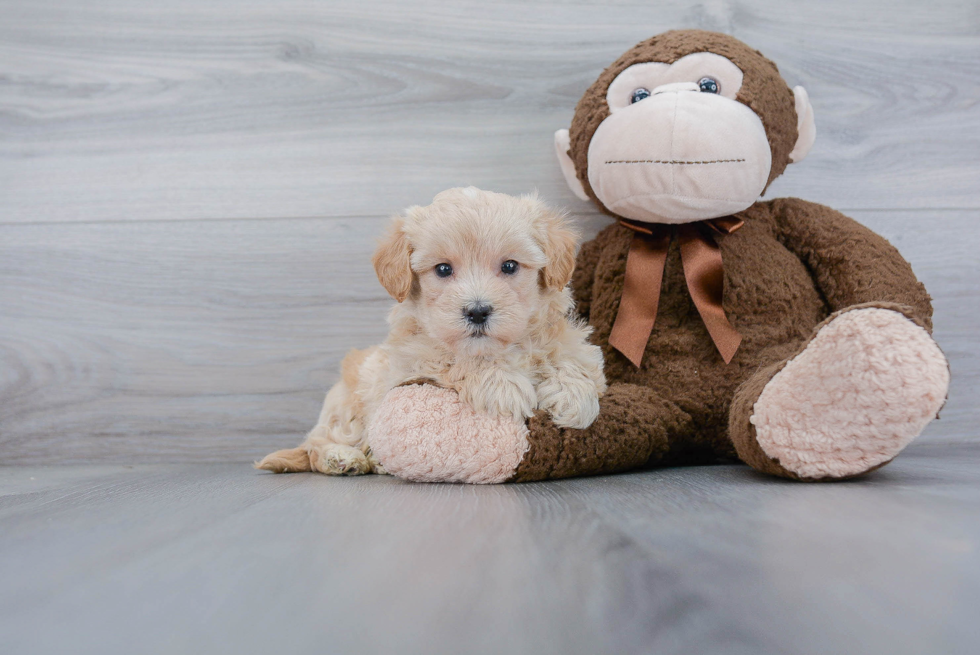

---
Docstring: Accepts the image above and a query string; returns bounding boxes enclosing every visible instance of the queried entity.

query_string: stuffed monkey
[369,30,949,483]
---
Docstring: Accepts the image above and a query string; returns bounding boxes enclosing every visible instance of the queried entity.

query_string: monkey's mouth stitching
[605,158,746,165]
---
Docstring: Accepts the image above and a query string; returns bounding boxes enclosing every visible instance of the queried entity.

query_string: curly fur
[256,187,606,475]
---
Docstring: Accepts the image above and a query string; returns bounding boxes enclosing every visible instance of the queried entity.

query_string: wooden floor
[1,442,978,655]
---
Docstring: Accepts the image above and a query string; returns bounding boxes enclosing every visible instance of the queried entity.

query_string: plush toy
[369,30,950,483]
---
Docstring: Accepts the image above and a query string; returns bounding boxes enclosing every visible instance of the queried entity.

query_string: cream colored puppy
[256,187,606,476]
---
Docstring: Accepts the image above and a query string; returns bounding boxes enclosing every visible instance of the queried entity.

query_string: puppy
[256,187,606,476]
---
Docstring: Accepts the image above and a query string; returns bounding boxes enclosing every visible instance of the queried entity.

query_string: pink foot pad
[751,308,950,479]
[369,385,530,484]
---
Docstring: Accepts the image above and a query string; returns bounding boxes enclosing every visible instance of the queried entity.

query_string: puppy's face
[373,187,578,355]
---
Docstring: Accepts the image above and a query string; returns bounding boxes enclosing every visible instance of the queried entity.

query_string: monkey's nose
[651,82,699,95]
[464,303,493,325]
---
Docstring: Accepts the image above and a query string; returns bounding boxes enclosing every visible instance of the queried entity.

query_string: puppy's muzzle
[463,302,493,328]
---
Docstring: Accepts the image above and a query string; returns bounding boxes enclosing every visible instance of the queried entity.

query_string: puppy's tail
[254,447,312,473]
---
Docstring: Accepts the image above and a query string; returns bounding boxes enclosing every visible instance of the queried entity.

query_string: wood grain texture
[0,216,393,461]
[0,0,978,223]
[0,209,976,463]
[1,443,978,654]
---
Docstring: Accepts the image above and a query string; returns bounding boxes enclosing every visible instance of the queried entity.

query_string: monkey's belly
[591,226,827,440]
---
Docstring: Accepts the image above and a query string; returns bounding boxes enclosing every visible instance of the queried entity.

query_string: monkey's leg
[729,306,949,481]
[369,383,692,484]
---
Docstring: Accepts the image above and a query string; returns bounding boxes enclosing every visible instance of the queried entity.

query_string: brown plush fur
[512,198,933,481]
[499,30,941,482]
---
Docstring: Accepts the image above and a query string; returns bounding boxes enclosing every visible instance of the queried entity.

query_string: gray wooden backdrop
[1,0,978,463]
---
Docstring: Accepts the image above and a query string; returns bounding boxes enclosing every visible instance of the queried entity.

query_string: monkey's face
[588,53,772,224]
[556,31,815,225]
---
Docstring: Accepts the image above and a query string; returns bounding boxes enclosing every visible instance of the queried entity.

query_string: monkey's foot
[750,307,949,479]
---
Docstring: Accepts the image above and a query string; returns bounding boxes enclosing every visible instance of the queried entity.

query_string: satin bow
[608,217,744,367]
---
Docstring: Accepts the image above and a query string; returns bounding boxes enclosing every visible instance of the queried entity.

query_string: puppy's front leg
[457,365,537,423]
[536,368,601,430]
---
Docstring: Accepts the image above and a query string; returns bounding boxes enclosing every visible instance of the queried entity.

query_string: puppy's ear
[373,216,413,302]
[537,208,579,291]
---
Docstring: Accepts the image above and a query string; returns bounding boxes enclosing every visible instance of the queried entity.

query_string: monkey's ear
[372,217,413,302]
[554,129,590,201]
[537,208,579,291]
[789,86,816,164]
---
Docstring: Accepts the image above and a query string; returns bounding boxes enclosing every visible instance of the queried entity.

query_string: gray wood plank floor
[1,443,978,655]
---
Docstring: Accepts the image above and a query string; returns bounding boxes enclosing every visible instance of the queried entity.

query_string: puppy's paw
[310,443,373,476]
[461,369,537,423]
[537,374,601,430]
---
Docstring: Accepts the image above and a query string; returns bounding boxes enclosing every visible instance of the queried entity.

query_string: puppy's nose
[464,303,493,326]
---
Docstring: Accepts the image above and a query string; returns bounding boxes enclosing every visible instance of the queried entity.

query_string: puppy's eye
[630,88,651,104]
[434,263,453,278]
[500,260,519,275]
[698,77,720,94]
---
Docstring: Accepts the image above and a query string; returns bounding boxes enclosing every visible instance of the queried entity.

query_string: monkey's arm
[570,235,602,321]
[771,197,934,331]
[370,382,690,483]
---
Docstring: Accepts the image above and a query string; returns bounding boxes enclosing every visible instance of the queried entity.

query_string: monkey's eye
[698,77,720,94]
[629,88,652,104]
[434,263,453,278]
[501,260,519,275]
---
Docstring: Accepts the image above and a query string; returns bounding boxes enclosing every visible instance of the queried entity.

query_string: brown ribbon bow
[608,217,744,367]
